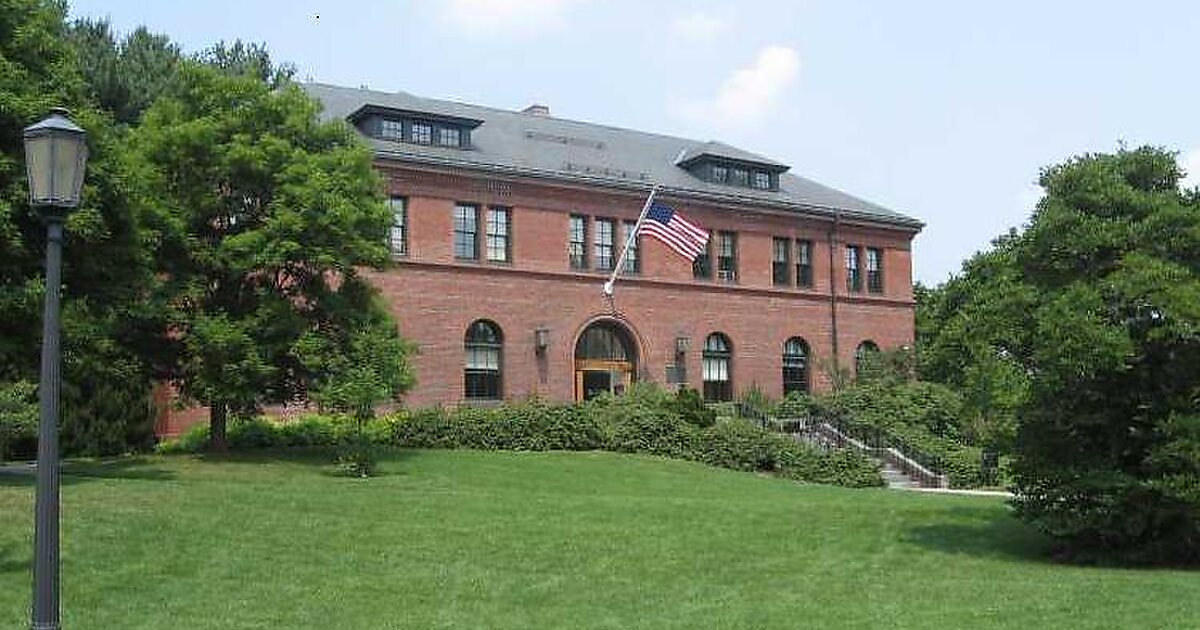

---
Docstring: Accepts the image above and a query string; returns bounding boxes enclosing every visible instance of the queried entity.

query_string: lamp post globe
[23,107,87,630]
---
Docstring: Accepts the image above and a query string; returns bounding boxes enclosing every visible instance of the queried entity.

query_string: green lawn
[0,451,1196,629]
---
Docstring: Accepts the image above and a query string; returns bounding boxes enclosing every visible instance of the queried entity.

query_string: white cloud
[674,45,800,128]
[1181,148,1200,190]
[671,12,727,41]
[440,0,574,36]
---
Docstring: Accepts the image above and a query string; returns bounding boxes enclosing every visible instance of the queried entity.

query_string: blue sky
[68,0,1200,284]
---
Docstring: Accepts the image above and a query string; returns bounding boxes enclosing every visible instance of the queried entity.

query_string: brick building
[305,83,922,407]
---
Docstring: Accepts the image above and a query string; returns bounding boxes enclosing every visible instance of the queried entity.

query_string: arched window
[702,333,733,402]
[782,337,810,395]
[855,340,879,378]
[464,320,502,400]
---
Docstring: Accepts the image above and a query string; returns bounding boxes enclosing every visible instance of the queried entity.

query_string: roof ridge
[304,81,746,156]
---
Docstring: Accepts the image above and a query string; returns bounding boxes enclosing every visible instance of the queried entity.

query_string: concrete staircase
[879,462,919,489]
[774,417,948,490]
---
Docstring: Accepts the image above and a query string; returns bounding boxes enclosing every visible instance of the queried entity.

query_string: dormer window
[411,122,432,144]
[677,143,789,192]
[381,119,404,141]
[350,105,483,151]
[732,168,749,187]
[438,127,461,147]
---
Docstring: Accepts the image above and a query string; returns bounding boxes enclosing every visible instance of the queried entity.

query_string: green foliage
[0,1,169,458]
[809,377,990,488]
[196,40,295,88]
[125,63,401,447]
[920,146,1200,563]
[336,432,377,478]
[737,382,772,418]
[293,292,415,421]
[776,392,819,419]
[590,390,695,458]
[69,18,296,126]
[392,401,605,452]
[157,384,882,488]
[671,386,716,428]
[0,381,37,461]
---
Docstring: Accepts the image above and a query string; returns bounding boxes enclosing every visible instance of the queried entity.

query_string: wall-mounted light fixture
[535,327,550,354]
[675,335,690,356]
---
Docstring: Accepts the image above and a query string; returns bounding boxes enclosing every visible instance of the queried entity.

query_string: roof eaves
[371,147,923,232]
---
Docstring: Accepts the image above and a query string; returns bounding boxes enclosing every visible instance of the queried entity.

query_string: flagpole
[604,184,659,297]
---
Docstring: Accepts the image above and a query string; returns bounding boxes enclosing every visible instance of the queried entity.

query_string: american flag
[638,202,708,261]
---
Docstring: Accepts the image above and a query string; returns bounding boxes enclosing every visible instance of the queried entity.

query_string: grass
[0,450,1197,629]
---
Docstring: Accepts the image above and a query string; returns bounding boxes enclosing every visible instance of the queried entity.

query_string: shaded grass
[0,450,1197,629]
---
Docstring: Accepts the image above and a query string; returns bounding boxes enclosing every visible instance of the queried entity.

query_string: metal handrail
[760,413,949,489]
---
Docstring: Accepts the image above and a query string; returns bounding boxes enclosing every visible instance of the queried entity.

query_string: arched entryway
[574,320,638,401]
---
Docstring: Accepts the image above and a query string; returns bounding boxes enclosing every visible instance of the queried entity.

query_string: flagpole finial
[602,280,614,296]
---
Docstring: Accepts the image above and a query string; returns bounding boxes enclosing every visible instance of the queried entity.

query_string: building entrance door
[574,321,638,402]
[576,363,634,401]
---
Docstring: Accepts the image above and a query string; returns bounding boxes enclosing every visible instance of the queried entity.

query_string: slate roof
[303,82,922,229]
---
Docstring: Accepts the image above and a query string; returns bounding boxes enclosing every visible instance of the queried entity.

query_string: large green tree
[126,63,403,449]
[69,17,295,127]
[1,0,163,455]
[920,146,1200,563]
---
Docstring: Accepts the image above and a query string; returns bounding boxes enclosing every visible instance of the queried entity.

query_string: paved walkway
[902,486,1014,498]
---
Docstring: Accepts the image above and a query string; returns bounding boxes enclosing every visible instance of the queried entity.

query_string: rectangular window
[796,240,814,288]
[569,215,588,270]
[717,231,737,282]
[693,231,713,279]
[772,237,791,286]
[438,127,460,147]
[622,220,640,274]
[388,196,407,256]
[846,245,862,292]
[753,171,771,190]
[486,206,511,262]
[454,203,479,260]
[411,122,432,144]
[732,168,749,187]
[711,165,728,184]
[380,119,403,140]
[702,356,732,402]
[594,218,615,271]
[464,345,501,400]
[867,247,883,293]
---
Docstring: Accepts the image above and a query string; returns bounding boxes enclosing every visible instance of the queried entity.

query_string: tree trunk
[210,402,228,452]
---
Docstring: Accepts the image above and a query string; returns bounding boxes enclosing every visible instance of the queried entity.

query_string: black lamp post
[23,108,88,630]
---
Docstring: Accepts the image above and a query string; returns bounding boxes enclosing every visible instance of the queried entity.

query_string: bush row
[161,387,883,488]
[776,387,996,488]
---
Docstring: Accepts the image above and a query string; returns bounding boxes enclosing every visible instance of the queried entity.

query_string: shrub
[337,433,377,478]
[228,417,282,449]
[277,415,340,447]
[776,392,819,419]
[157,421,211,454]
[673,387,715,428]
[60,376,157,457]
[808,380,989,488]
[694,419,786,472]
[0,381,37,462]
[590,390,695,458]
[738,383,772,419]
[155,383,884,489]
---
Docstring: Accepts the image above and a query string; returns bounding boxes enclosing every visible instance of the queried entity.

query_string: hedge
[160,389,883,489]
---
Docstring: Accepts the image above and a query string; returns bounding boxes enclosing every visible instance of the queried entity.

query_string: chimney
[521,103,550,117]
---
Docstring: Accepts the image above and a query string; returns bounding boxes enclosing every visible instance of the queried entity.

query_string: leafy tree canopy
[919,146,1200,563]
[125,63,401,448]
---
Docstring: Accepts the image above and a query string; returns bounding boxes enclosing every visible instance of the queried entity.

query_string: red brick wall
[377,162,917,406]
[161,162,918,432]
